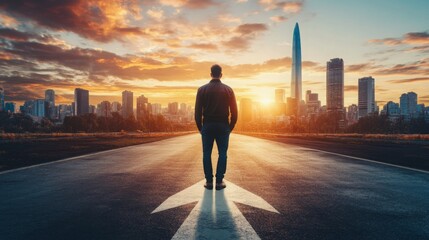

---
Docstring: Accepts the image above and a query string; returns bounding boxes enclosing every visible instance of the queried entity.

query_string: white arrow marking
[152,180,279,239]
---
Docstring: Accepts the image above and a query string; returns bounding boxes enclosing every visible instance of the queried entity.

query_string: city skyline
[0,0,428,107]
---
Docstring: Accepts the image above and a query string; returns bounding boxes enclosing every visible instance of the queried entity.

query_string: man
[195,64,238,190]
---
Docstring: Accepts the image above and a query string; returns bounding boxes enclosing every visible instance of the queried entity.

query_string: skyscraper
[111,102,122,113]
[239,98,253,128]
[305,90,321,115]
[74,88,89,116]
[45,89,55,106]
[358,76,376,118]
[180,103,187,115]
[400,92,417,120]
[382,101,400,121]
[45,89,55,119]
[151,103,162,115]
[0,86,4,111]
[326,58,344,112]
[122,90,134,118]
[168,102,179,115]
[347,104,359,125]
[97,101,111,117]
[33,99,47,118]
[4,102,16,113]
[290,22,302,115]
[136,95,149,120]
[275,89,286,103]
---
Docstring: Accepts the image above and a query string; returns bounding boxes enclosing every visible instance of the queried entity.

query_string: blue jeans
[201,122,230,183]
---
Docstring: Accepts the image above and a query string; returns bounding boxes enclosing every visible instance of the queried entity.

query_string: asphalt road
[1,133,428,240]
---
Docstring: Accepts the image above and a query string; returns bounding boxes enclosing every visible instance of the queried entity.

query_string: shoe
[204,182,213,190]
[215,181,226,190]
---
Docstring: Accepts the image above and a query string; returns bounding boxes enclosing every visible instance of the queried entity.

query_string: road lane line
[238,134,429,175]
[308,149,429,174]
[0,142,159,176]
[0,134,197,175]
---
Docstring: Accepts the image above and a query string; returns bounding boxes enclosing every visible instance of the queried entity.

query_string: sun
[260,98,273,106]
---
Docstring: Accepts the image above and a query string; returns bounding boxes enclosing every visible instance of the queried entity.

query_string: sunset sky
[0,0,428,108]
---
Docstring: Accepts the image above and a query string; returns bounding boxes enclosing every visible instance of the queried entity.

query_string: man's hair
[211,64,222,78]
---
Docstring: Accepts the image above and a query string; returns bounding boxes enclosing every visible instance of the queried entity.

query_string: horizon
[0,0,428,108]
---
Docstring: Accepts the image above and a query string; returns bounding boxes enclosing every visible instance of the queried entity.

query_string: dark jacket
[194,79,238,132]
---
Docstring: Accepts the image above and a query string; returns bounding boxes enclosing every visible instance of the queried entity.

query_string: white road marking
[152,179,279,240]
[307,148,429,175]
[0,135,194,175]
[0,147,126,175]
[238,134,429,175]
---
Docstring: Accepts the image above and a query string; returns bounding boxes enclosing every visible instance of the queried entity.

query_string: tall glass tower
[291,23,302,103]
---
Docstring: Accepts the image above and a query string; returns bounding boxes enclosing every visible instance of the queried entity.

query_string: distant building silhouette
[122,90,134,118]
[400,92,417,120]
[239,98,253,127]
[0,86,4,111]
[45,89,55,119]
[168,102,178,115]
[275,89,286,103]
[305,90,321,116]
[33,99,47,118]
[286,97,298,116]
[97,101,111,117]
[111,101,122,112]
[89,105,96,114]
[136,95,149,120]
[347,104,358,124]
[74,88,89,116]
[180,103,187,115]
[151,103,162,115]
[274,89,286,116]
[58,104,73,121]
[358,77,376,118]
[381,101,400,121]
[326,58,344,129]
[290,23,302,115]
[326,58,344,112]
[4,102,16,113]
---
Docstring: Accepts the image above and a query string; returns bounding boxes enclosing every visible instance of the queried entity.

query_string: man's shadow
[195,188,239,239]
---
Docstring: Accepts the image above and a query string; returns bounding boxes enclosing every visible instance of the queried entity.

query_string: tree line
[238,113,429,134]
[0,111,194,133]
[1,111,428,134]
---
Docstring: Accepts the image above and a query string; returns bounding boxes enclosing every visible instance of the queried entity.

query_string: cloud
[372,58,429,75]
[303,80,322,85]
[270,15,287,22]
[159,0,217,9]
[0,27,38,41]
[219,14,242,23]
[259,0,304,13]
[223,23,268,50]
[276,1,303,13]
[147,8,164,20]
[403,32,429,45]
[346,63,376,72]
[370,31,429,46]
[344,85,358,92]
[0,74,77,102]
[387,77,429,84]
[0,28,288,82]
[0,0,143,42]
[188,43,218,50]
[0,12,17,27]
